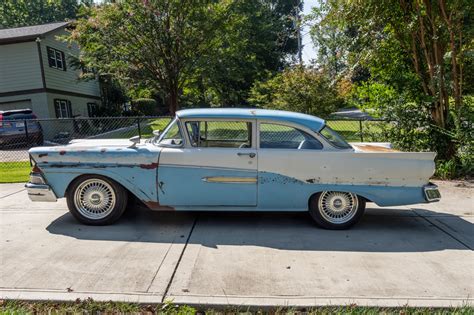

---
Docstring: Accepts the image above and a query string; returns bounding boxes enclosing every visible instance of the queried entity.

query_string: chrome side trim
[423,183,441,202]
[202,176,257,184]
[25,183,57,202]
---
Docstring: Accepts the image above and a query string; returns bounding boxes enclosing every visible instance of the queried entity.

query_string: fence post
[137,118,142,139]
[359,120,364,142]
[24,119,30,145]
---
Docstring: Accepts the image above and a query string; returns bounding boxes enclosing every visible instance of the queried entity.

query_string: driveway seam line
[0,188,26,199]
[145,239,174,293]
[160,214,199,303]
[413,210,472,250]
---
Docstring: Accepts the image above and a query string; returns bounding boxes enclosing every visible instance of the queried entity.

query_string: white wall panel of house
[0,93,48,118]
[0,42,43,93]
[41,30,100,97]
[0,99,32,111]
[46,92,99,118]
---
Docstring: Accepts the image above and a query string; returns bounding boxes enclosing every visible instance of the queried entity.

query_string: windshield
[320,126,352,149]
[157,119,183,146]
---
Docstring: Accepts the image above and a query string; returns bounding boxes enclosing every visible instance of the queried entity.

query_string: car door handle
[237,152,256,158]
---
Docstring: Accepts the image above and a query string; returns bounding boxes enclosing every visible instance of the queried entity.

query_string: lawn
[1,300,472,315]
[0,161,30,183]
[104,117,172,139]
[326,120,389,142]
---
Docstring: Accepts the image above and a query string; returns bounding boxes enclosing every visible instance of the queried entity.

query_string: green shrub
[133,98,158,116]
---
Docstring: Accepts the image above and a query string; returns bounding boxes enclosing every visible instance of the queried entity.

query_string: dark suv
[0,109,43,148]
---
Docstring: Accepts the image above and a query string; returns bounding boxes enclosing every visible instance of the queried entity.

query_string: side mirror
[129,135,140,148]
[153,130,161,137]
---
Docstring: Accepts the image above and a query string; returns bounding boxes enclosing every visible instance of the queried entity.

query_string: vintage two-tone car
[26,109,441,229]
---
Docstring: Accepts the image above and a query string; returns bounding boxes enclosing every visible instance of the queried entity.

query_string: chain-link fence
[0,116,172,183]
[0,116,390,183]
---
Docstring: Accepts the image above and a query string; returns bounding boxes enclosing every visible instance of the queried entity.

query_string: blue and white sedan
[26,109,440,229]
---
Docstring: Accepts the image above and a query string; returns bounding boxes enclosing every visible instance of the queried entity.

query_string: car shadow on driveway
[46,206,473,252]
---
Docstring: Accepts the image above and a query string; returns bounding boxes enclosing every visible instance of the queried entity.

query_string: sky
[302,0,318,63]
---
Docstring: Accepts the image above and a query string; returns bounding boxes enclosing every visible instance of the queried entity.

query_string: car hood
[28,138,160,166]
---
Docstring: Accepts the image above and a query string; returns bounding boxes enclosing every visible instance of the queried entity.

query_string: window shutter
[54,100,60,118]
[67,101,72,118]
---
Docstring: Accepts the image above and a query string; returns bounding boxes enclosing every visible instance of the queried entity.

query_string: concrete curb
[1,289,472,308]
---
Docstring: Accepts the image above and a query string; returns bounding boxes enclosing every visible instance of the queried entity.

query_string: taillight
[32,164,42,174]
[30,164,46,184]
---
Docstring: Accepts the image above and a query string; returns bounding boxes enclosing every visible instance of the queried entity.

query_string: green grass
[0,161,30,183]
[1,300,472,315]
[327,120,388,142]
[105,117,172,139]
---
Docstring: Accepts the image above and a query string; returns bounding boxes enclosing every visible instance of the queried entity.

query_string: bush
[249,66,345,118]
[133,98,158,116]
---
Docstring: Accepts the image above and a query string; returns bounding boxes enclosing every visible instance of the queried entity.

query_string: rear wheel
[309,191,365,230]
[66,175,128,225]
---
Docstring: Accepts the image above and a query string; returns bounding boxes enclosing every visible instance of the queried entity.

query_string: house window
[47,46,66,71]
[87,103,98,117]
[54,99,72,118]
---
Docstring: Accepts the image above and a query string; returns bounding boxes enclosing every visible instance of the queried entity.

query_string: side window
[87,103,98,117]
[158,120,183,146]
[185,121,252,148]
[54,99,72,118]
[259,123,323,150]
[47,46,66,71]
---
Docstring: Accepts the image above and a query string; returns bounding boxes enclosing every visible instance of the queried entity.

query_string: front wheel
[66,175,128,225]
[309,191,365,230]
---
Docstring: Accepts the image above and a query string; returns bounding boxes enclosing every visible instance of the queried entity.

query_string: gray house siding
[40,30,100,97]
[0,24,101,119]
[0,42,43,93]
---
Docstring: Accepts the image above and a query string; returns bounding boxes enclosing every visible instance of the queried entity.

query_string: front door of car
[157,119,257,207]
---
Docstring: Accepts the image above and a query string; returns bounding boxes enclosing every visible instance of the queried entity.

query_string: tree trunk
[168,85,179,116]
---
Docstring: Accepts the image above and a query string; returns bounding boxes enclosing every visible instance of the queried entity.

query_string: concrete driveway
[0,181,472,307]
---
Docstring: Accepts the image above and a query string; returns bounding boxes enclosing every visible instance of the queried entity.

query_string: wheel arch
[307,189,372,209]
[44,169,154,202]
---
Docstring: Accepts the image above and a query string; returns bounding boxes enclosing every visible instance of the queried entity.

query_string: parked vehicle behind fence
[25,108,440,229]
[0,109,43,148]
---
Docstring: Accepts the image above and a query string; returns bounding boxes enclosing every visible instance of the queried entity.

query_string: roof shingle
[0,21,69,44]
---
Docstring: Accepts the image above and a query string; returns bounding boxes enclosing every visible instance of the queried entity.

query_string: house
[0,22,101,119]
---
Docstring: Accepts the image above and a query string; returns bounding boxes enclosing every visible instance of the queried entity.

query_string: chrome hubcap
[73,179,116,220]
[318,191,358,224]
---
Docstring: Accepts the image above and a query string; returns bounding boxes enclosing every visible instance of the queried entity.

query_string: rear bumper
[423,183,441,202]
[25,183,57,202]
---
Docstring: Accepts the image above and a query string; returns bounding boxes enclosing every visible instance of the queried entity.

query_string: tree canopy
[0,0,85,28]
[69,0,300,114]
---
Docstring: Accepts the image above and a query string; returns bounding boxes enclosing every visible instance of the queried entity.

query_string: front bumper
[423,183,441,202]
[25,183,57,202]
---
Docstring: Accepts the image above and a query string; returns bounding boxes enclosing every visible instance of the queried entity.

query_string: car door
[157,119,257,207]
[257,122,324,210]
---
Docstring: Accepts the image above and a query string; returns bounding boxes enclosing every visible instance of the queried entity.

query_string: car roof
[176,108,326,132]
[0,109,33,115]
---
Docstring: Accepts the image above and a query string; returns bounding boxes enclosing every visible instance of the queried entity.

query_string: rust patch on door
[139,162,159,169]
[59,150,67,155]
[353,144,399,152]
[143,201,175,211]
